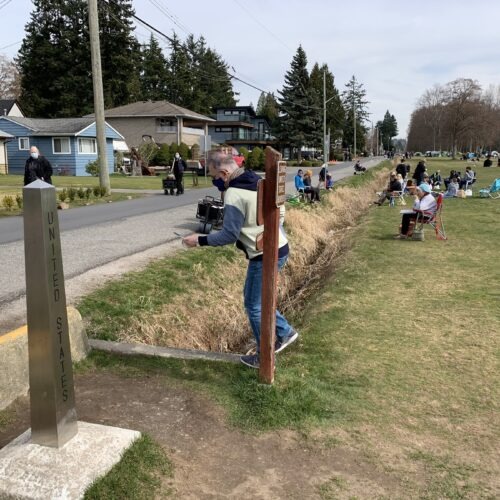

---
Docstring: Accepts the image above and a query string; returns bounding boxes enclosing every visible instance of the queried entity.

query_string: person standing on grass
[182,152,299,369]
[24,146,53,185]
[172,152,186,195]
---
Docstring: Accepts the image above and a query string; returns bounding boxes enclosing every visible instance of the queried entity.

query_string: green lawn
[78,158,499,495]
[0,172,211,190]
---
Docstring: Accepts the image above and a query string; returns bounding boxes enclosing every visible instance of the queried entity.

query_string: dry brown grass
[120,170,389,352]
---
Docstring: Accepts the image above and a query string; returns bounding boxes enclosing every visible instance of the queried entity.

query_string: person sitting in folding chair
[374,171,402,206]
[394,183,437,239]
[460,166,476,189]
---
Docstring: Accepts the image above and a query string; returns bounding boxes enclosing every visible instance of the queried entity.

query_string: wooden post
[259,147,285,384]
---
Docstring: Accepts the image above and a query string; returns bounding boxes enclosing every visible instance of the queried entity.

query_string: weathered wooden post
[258,147,286,384]
[23,180,78,447]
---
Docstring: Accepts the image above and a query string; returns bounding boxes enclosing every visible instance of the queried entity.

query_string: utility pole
[352,78,356,158]
[323,70,335,171]
[370,121,374,156]
[375,126,378,156]
[88,0,110,193]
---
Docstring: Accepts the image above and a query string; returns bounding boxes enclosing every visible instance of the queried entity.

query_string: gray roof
[3,116,96,135]
[99,100,215,122]
[0,129,13,138]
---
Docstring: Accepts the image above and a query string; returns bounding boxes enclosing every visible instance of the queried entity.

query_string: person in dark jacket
[412,160,426,186]
[172,152,187,195]
[374,171,403,205]
[23,146,53,186]
[396,160,408,179]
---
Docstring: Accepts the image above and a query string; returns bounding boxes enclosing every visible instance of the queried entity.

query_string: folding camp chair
[479,178,500,199]
[389,190,406,207]
[414,193,447,240]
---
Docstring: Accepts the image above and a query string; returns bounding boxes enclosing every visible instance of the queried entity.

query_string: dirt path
[0,369,400,499]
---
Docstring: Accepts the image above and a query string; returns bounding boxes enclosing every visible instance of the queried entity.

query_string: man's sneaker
[240,354,260,369]
[275,330,299,353]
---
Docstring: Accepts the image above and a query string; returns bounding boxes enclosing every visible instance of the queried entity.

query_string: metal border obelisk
[23,179,77,447]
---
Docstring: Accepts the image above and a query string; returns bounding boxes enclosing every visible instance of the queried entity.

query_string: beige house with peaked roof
[91,100,214,149]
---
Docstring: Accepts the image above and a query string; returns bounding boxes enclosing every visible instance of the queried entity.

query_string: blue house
[0,116,123,176]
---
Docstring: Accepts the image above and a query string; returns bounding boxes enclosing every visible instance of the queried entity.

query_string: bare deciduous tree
[0,54,21,99]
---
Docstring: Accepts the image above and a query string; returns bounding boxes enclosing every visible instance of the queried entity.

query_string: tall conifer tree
[277,46,316,159]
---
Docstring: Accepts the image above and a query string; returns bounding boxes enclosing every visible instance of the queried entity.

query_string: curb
[89,339,242,364]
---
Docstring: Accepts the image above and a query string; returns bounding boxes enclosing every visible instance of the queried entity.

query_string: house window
[223,110,240,116]
[215,127,233,132]
[78,138,97,154]
[157,118,176,132]
[19,137,30,150]
[52,137,71,154]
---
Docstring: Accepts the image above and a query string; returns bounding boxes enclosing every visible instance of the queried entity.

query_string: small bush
[93,186,101,198]
[85,187,92,200]
[2,195,14,211]
[100,186,107,197]
[153,144,171,166]
[58,189,67,203]
[15,194,23,209]
[85,160,99,177]
[68,187,77,202]
[77,187,85,199]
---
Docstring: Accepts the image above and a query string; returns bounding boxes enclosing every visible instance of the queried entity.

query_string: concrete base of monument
[0,421,140,499]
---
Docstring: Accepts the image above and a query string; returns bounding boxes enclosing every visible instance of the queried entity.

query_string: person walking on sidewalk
[173,152,186,195]
[182,153,299,369]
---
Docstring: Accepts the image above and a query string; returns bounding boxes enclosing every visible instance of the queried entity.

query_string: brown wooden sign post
[258,147,286,384]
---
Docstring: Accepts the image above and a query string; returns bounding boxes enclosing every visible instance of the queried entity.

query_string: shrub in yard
[15,194,23,209]
[85,187,92,200]
[93,186,101,198]
[58,189,67,203]
[77,187,85,199]
[100,186,107,197]
[153,144,171,166]
[178,142,190,160]
[85,160,99,176]
[2,195,14,211]
[68,187,77,202]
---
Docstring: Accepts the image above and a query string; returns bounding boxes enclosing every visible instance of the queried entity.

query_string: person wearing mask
[182,153,299,369]
[172,152,187,195]
[394,183,437,239]
[23,146,53,185]
[444,176,459,197]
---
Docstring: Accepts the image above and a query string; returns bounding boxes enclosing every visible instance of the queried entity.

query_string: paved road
[0,158,383,333]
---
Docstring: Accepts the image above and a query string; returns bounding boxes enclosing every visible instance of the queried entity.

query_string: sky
[1,0,500,138]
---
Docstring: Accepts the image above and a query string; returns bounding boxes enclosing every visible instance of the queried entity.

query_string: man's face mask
[175,153,180,159]
[30,152,39,160]
[212,178,226,192]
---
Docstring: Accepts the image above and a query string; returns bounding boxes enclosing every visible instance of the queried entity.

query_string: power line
[0,40,22,51]
[146,0,192,37]
[0,0,14,11]
[231,0,293,53]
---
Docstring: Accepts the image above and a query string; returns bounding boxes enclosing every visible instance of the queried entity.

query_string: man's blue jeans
[243,255,292,352]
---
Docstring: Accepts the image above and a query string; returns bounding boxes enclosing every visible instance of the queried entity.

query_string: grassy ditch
[79,162,390,352]
[80,159,499,495]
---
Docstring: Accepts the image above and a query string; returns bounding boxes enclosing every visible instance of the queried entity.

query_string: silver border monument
[23,179,77,447]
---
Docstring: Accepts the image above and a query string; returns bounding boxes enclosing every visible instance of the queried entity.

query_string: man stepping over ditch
[182,152,299,368]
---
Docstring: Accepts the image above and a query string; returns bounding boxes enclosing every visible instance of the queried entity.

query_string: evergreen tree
[165,32,191,107]
[140,34,168,101]
[341,75,370,154]
[17,0,141,117]
[309,63,344,151]
[277,45,316,159]
[98,0,142,108]
[256,91,279,126]
[377,110,398,150]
